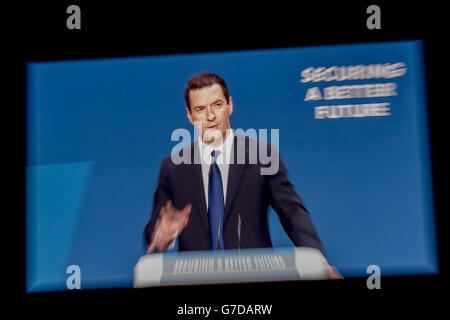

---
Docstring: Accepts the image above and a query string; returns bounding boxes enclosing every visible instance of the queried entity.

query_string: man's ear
[228,96,233,116]
[186,107,194,125]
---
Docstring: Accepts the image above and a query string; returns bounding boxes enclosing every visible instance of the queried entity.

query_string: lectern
[134,247,330,287]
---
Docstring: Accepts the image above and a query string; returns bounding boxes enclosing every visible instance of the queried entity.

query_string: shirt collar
[197,129,234,165]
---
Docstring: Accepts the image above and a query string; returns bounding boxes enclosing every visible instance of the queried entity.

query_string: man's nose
[206,107,216,121]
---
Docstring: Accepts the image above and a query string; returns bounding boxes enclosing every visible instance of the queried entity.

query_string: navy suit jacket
[144,134,325,255]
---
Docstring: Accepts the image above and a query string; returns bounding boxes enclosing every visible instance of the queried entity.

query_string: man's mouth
[207,124,218,129]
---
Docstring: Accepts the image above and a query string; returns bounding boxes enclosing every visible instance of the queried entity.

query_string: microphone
[237,214,241,251]
[217,218,221,250]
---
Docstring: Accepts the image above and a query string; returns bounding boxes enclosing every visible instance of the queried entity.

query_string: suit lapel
[189,142,210,239]
[224,135,247,225]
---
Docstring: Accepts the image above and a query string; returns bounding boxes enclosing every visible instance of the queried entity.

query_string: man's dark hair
[184,72,230,110]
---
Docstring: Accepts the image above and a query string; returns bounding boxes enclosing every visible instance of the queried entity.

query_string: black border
[12,1,448,315]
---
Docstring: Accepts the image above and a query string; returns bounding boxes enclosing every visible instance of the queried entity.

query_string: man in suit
[144,72,341,278]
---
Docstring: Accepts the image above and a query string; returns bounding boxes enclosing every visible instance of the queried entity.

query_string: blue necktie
[208,150,225,250]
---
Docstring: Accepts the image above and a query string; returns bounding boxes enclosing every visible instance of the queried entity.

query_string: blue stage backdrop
[26,40,437,292]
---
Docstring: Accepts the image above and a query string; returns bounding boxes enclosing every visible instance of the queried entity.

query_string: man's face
[186,84,233,145]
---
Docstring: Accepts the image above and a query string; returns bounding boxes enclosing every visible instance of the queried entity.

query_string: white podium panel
[134,247,330,288]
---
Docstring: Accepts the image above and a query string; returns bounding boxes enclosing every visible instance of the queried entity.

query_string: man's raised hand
[147,200,192,253]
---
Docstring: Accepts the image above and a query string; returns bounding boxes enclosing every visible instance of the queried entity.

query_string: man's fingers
[153,219,161,236]
[159,204,167,218]
[179,204,192,219]
[183,205,191,219]
[181,217,189,229]
[182,203,192,215]
[166,200,173,211]
[148,224,169,253]
[160,199,174,215]
[147,239,157,254]
[160,200,174,219]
